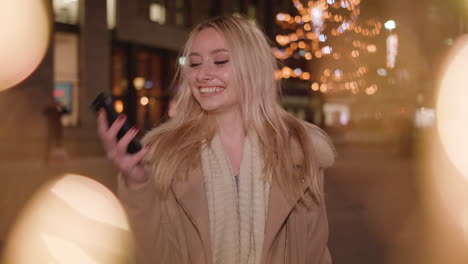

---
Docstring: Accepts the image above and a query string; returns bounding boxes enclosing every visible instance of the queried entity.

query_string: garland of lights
[274,0,383,95]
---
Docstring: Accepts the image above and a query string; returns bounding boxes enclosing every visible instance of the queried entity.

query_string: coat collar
[170,136,309,264]
[171,166,213,264]
[171,166,307,264]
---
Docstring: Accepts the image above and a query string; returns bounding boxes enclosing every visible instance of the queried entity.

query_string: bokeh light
[420,35,468,263]
[114,99,124,113]
[140,96,149,106]
[437,35,468,180]
[0,0,51,91]
[2,174,134,263]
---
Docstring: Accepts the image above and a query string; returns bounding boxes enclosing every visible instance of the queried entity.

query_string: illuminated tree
[274,0,384,96]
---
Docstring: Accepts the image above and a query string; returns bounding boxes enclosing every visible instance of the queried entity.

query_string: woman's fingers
[107,115,127,141]
[96,110,150,183]
[97,109,109,138]
[117,145,151,179]
[127,144,151,168]
[116,126,139,155]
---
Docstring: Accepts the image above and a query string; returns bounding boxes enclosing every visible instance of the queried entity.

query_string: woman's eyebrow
[211,49,229,54]
[188,49,228,57]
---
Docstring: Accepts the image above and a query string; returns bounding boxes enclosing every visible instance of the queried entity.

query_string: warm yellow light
[114,100,124,113]
[289,42,297,50]
[437,36,468,180]
[304,24,311,31]
[133,77,145,90]
[290,34,298,41]
[276,35,282,44]
[305,52,313,60]
[302,72,311,80]
[274,70,283,80]
[282,67,292,79]
[0,0,51,91]
[311,82,319,91]
[298,41,306,49]
[320,84,328,93]
[315,51,323,58]
[324,69,331,77]
[294,16,302,23]
[365,85,377,95]
[296,29,304,37]
[367,44,377,53]
[2,174,134,263]
[140,96,149,106]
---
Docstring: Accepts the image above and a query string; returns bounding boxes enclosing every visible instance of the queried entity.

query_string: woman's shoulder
[299,120,336,168]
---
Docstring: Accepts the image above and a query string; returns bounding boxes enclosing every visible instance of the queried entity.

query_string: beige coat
[118,127,335,264]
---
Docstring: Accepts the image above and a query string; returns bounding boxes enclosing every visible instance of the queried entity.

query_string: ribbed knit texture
[202,135,270,264]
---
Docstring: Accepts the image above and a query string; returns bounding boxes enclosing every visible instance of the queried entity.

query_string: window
[107,0,116,29]
[53,0,79,25]
[54,32,80,126]
[149,0,188,27]
[174,0,186,26]
[149,0,166,24]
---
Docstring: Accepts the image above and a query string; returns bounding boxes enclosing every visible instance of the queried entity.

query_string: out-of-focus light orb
[133,77,145,90]
[0,0,51,91]
[2,174,134,264]
[377,68,388,76]
[384,20,396,31]
[114,99,124,113]
[140,96,149,106]
[178,56,186,66]
[437,35,468,180]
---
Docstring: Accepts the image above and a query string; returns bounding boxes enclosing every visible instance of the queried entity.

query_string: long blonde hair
[145,16,325,203]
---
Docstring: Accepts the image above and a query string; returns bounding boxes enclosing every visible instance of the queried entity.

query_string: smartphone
[90,92,142,154]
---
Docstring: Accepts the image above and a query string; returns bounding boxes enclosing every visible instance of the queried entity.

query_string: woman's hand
[97,109,151,188]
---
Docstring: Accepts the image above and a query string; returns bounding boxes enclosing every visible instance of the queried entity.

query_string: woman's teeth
[200,87,225,94]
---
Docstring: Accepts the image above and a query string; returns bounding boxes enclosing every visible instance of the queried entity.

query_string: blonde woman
[97,15,335,264]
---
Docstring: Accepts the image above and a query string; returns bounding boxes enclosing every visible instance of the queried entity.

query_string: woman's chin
[200,105,222,113]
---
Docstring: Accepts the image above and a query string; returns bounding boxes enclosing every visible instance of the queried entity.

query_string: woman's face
[187,28,238,114]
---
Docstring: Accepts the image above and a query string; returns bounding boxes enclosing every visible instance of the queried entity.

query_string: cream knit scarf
[201,134,270,264]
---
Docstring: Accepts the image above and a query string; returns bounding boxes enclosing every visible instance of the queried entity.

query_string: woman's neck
[214,108,245,175]
[214,108,245,140]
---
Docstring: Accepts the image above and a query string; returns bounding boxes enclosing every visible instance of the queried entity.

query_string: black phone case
[90,92,142,154]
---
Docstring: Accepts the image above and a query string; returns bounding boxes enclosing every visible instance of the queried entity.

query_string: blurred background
[1,0,468,263]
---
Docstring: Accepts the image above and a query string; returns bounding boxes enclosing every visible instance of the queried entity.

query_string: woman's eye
[214,60,229,65]
[189,62,201,67]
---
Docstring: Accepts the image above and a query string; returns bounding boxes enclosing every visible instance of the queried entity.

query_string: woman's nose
[197,64,215,81]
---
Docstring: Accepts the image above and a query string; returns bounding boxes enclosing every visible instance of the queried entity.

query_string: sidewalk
[325,143,423,264]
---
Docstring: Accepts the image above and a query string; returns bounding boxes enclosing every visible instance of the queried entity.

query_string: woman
[97,15,335,264]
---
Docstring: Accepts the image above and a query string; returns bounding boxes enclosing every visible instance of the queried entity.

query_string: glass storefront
[112,45,179,131]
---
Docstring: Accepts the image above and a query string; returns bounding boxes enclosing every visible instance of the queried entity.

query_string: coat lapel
[261,179,309,263]
[171,166,212,264]
[261,182,293,262]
